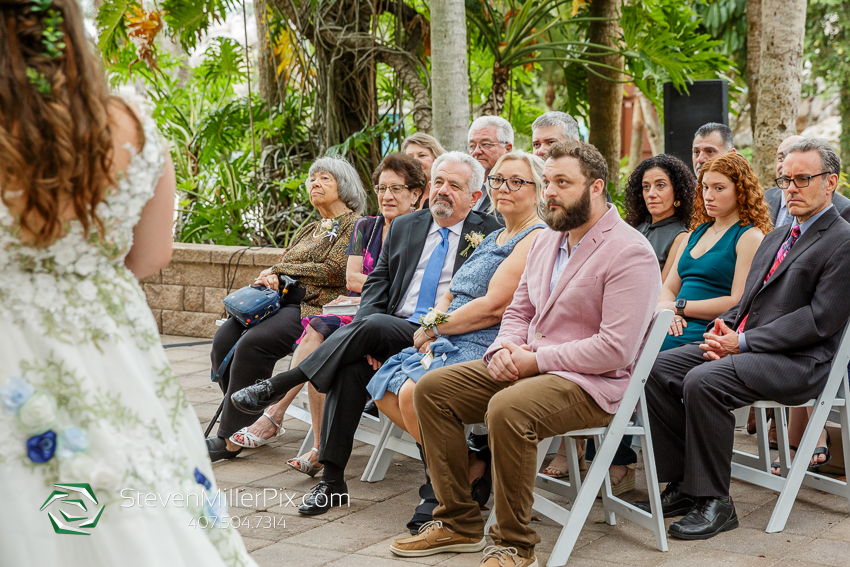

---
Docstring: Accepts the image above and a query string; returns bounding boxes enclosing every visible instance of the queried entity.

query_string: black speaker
[663,80,729,169]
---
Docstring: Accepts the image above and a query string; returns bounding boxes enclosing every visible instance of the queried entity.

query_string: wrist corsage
[460,232,485,257]
[419,307,449,331]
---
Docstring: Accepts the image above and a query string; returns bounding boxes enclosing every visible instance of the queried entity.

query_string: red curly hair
[691,153,773,234]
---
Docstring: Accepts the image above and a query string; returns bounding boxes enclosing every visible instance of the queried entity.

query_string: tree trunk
[586,0,624,191]
[746,0,762,137]
[752,0,807,187]
[478,64,510,117]
[840,85,850,174]
[627,98,645,172]
[637,90,663,156]
[545,82,557,111]
[430,0,470,151]
[254,0,281,111]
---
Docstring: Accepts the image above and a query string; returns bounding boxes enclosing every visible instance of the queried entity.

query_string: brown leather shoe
[390,520,486,557]
[480,546,538,567]
[746,407,757,435]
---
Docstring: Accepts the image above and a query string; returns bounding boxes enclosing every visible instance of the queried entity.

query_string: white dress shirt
[394,219,464,318]
[776,191,792,228]
[549,232,585,294]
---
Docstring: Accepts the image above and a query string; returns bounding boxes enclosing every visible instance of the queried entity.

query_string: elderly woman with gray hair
[206,156,366,461]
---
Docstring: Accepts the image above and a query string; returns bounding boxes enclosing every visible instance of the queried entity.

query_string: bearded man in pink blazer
[389,142,662,567]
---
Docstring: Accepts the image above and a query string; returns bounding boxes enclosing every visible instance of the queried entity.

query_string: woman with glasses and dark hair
[368,151,546,532]
[227,154,425,476]
[624,154,697,281]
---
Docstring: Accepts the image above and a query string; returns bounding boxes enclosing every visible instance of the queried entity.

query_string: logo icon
[40,483,105,535]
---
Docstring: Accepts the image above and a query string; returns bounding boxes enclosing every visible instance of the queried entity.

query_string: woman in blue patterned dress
[368,151,545,529]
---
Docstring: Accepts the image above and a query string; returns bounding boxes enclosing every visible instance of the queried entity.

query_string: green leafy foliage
[620,0,733,108]
[161,0,239,51]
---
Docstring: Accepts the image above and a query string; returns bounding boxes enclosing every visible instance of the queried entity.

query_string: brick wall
[141,243,286,338]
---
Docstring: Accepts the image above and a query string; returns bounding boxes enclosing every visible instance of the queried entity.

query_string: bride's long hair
[0,0,141,246]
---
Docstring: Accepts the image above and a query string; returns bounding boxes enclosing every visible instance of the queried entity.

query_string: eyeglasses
[373,184,409,195]
[468,141,506,152]
[487,175,534,192]
[774,172,831,189]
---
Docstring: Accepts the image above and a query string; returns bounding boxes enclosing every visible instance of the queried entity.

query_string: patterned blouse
[271,210,360,317]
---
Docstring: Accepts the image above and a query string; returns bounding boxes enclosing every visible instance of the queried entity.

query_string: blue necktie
[408,228,451,322]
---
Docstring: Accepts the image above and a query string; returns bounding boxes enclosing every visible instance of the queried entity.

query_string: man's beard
[544,184,592,232]
[431,195,455,219]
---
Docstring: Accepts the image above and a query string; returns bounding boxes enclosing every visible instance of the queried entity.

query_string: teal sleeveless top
[661,221,754,351]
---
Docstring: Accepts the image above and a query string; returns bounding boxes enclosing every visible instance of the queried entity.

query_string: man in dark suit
[766,135,850,225]
[230,152,502,514]
[637,138,850,540]
[468,116,513,214]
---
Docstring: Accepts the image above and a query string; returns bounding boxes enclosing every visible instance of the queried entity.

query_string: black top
[636,215,688,272]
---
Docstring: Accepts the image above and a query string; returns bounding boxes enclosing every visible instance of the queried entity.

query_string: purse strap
[211,328,247,383]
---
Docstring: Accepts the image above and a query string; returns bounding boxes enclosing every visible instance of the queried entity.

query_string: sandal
[771,432,832,475]
[542,442,587,480]
[287,447,324,477]
[808,430,832,470]
[599,464,636,497]
[229,411,284,449]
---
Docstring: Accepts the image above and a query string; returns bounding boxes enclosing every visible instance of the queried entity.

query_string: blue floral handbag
[211,276,300,385]
[223,285,282,328]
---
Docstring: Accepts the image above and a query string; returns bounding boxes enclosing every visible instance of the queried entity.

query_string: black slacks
[209,304,303,438]
[646,343,766,498]
[299,313,418,469]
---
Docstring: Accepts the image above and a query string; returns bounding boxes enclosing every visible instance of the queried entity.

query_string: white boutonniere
[316,217,341,242]
[460,232,485,257]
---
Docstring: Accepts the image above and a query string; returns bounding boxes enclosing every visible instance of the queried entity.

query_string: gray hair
[694,122,733,150]
[469,115,514,145]
[431,151,486,196]
[308,156,367,214]
[531,111,580,142]
[784,138,842,177]
[487,151,546,217]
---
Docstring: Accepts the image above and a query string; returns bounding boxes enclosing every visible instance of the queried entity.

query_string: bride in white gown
[0,2,256,565]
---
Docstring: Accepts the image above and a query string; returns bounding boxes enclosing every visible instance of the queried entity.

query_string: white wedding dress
[0,114,257,566]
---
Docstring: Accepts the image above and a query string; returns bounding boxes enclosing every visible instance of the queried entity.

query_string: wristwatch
[675,298,687,317]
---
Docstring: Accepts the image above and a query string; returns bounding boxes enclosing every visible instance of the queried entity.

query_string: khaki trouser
[414,359,612,558]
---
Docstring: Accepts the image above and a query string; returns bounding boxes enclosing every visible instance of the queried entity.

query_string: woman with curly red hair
[658,153,772,351]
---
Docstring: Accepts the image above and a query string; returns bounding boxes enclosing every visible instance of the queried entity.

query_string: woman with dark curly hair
[625,155,696,281]
[658,153,772,351]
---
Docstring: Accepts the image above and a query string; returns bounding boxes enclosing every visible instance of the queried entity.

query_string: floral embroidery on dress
[0,112,164,349]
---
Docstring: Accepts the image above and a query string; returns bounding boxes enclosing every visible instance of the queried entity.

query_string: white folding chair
[485,310,673,567]
[731,320,850,532]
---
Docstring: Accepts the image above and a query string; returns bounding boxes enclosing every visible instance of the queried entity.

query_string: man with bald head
[766,135,850,226]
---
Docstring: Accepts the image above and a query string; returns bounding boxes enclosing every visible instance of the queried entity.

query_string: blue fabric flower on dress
[57,426,89,460]
[204,491,228,527]
[1,376,34,414]
[26,430,57,463]
[194,467,212,490]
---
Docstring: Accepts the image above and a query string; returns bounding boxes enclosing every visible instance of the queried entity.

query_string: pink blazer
[484,206,662,413]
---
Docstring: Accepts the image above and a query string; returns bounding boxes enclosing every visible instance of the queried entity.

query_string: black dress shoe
[206,436,242,462]
[298,481,349,516]
[633,481,696,518]
[231,380,283,415]
[669,496,738,540]
[363,399,379,418]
